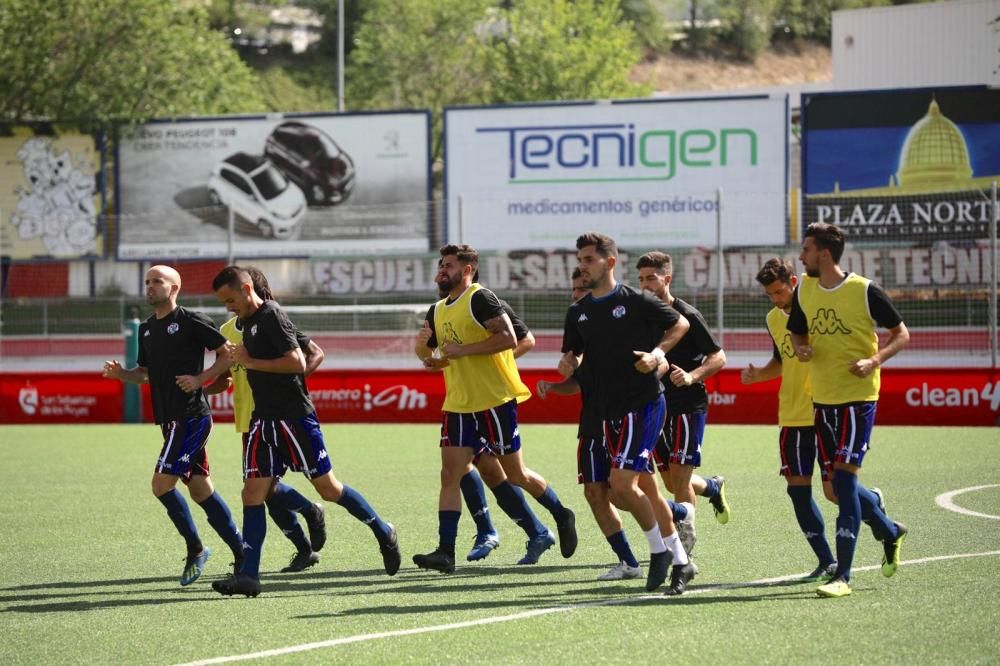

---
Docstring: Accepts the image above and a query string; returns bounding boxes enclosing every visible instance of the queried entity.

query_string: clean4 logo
[904,381,1000,411]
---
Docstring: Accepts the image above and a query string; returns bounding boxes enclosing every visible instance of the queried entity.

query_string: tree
[480,0,649,104]
[347,0,496,159]
[0,0,265,125]
[716,0,780,61]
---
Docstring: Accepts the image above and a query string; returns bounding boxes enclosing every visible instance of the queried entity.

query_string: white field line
[178,549,1000,666]
[935,484,1000,521]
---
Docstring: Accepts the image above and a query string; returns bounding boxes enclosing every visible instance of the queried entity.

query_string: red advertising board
[0,372,123,423]
[2,368,998,426]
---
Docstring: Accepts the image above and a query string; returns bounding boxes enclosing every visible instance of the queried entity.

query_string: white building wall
[833,0,1000,90]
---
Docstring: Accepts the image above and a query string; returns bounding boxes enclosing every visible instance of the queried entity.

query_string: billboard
[444,96,788,250]
[802,86,1000,242]
[5,368,997,426]
[116,111,431,259]
[0,129,102,259]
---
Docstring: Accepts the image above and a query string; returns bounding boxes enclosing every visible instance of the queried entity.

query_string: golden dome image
[896,99,973,187]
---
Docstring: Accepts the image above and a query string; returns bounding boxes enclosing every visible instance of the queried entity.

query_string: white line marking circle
[177,550,1000,666]
[935,484,1000,520]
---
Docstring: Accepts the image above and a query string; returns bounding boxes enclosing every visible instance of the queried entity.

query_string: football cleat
[881,522,908,577]
[556,508,578,558]
[708,475,731,524]
[180,547,210,586]
[816,576,852,598]
[516,531,556,565]
[665,561,697,596]
[212,573,261,598]
[597,561,643,581]
[675,519,697,556]
[280,550,319,573]
[645,551,671,592]
[467,532,500,562]
[802,561,837,582]
[304,502,327,552]
[412,548,456,574]
[380,523,401,576]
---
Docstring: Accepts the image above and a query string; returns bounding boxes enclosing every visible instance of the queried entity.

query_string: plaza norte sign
[802,86,1000,242]
[3,369,997,426]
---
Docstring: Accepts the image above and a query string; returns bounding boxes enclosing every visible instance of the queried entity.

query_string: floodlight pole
[227,206,235,266]
[991,181,998,369]
[337,0,345,112]
[715,187,724,347]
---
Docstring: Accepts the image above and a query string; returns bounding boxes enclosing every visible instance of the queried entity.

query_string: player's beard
[436,273,456,295]
[805,266,820,278]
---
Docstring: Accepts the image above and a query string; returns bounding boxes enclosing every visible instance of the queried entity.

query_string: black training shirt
[137,306,226,424]
[241,300,314,419]
[562,283,682,420]
[662,297,722,414]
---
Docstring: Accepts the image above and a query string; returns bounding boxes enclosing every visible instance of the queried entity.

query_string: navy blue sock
[338,485,390,542]
[832,470,861,581]
[461,469,496,535]
[858,485,895,541]
[439,510,461,555]
[606,530,640,568]
[197,492,244,559]
[266,497,310,554]
[701,476,721,498]
[272,482,314,514]
[669,500,688,522]
[241,504,267,578]
[535,484,568,522]
[787,485,835,566]
[157,488,202,553]
[491,481,545,538]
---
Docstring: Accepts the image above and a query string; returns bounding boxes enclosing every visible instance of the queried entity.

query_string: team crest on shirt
[167,323,179,334]
[250,324,258,336]
[612,305,626,319]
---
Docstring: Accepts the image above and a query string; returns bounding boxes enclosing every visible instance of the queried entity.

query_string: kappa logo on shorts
[318,450,328,460]
[143,330,150,337]
[612,305,626,319]
[167,323,179,334]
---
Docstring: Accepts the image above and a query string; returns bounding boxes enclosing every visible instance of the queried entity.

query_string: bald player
[103,265,244,588]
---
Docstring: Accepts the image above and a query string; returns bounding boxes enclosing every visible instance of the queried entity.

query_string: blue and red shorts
[653,408,707,470]
[778,425,834,479]
[156,415,212,482]
[441,399,522,457]
[602,394,664,474]
[245,413,333,480]
[814,401,877,468]
[577,435,611,484]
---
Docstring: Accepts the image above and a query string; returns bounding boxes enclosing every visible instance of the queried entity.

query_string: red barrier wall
[3,368,998,426]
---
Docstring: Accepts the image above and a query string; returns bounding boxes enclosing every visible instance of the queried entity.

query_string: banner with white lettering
[116,111,431,259]
[444,96,788,250]
[802,86,1000,242]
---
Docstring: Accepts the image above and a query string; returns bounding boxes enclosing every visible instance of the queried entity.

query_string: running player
[560,232,695,595]
[210,266,400,597]
[413,244,576,574]
[102,265,243,587]
[788,223,909,598]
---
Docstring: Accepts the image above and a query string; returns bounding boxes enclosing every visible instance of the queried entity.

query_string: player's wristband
[650,348,666,363]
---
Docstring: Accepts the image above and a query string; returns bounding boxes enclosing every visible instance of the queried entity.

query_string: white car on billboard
[207,152,306,239]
